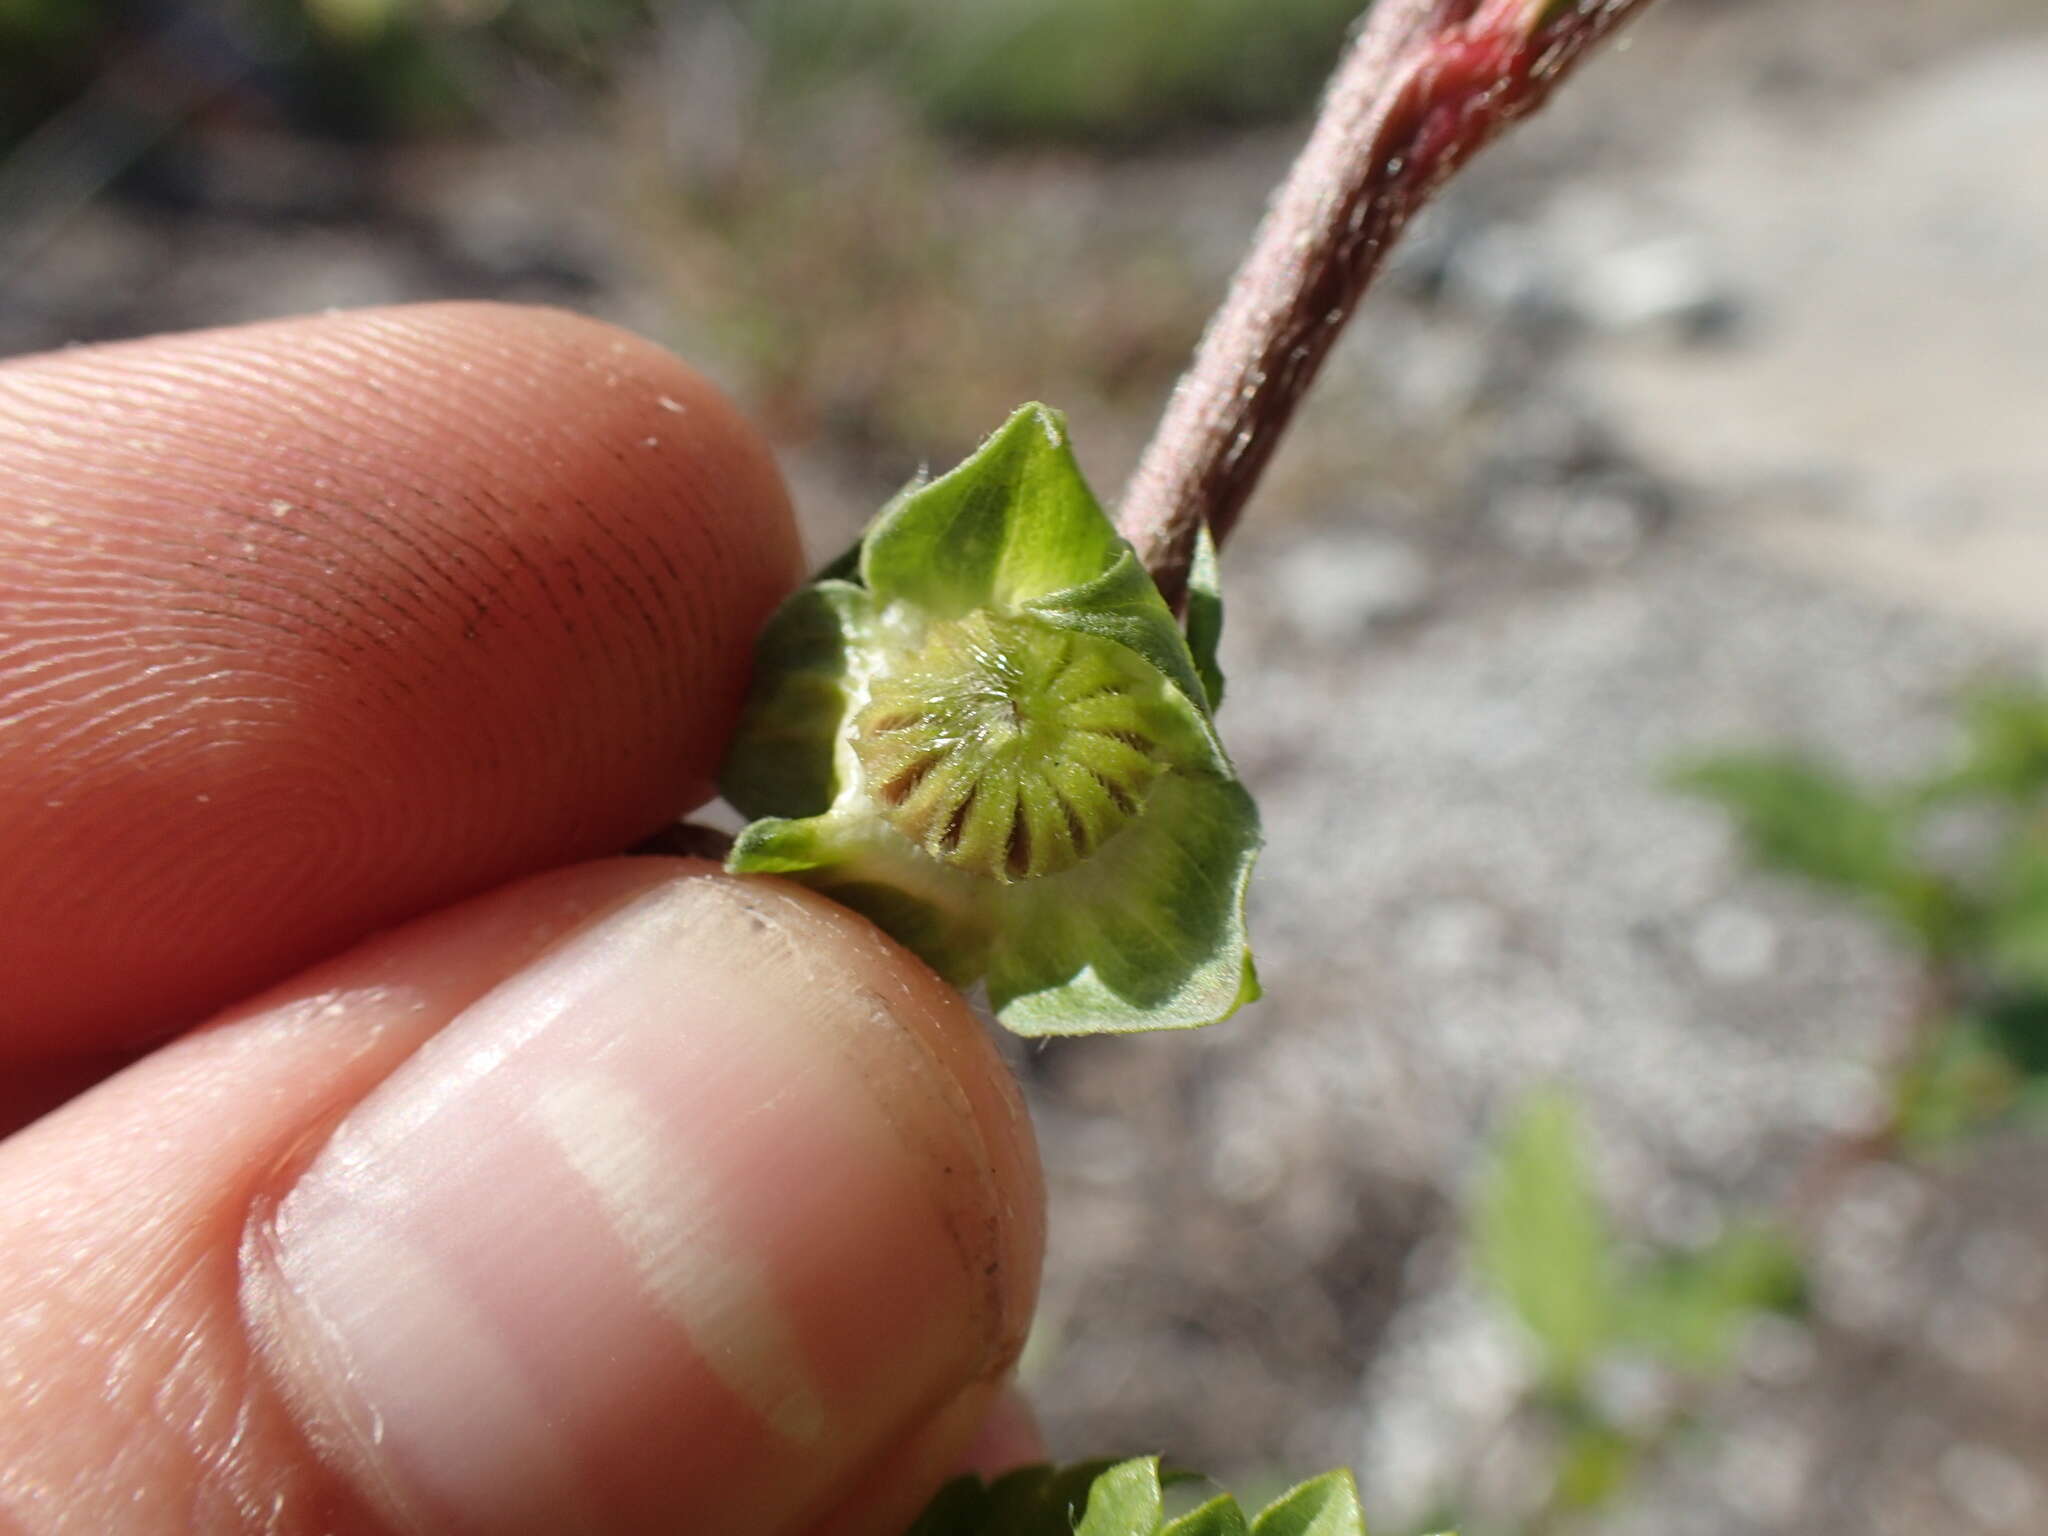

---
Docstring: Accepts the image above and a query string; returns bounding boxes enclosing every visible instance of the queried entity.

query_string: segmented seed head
[853,610,1165,882]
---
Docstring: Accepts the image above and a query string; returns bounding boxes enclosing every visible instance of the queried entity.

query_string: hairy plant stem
[1118,0,1658,608]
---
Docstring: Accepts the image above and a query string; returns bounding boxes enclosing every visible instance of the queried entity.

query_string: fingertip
[239,867,1042,1533]
[0,860,1044,1534]
[0,304,805,1054]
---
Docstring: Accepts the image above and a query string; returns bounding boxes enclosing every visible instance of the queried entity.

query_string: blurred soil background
[5,1,2047,1529]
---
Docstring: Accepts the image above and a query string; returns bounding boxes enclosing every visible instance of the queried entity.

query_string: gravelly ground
[1020,3,2048,1527]
[5,0,2045,1528]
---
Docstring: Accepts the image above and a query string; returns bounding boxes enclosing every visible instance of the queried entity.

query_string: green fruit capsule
[720,404,1261,1037]
[854,611,1166,882]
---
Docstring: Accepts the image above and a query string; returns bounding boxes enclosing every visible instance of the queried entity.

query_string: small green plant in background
[1433,683,2048,1532]
[1468,1094,1805,1526]
[1674,681,2048,1150]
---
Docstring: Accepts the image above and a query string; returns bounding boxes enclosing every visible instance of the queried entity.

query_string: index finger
[0,303,802,1060]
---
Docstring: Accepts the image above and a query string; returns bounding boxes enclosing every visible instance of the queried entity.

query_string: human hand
[0,304,1044,1535]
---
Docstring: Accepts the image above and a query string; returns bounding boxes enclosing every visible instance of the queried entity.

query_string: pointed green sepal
[720,581,874,819]
[1165,1495,1252,1536]
[861,402,1126,616]
[1186,521,1227,711]
[1075,1457,1167,1535]
[1250,1471,1369,1536]
[720,404,1260,1036]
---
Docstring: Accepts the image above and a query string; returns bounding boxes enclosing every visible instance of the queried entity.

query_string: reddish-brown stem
[1118,0,1658,607]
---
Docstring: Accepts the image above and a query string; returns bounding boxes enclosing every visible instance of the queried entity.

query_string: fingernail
[242,873,1037,1535]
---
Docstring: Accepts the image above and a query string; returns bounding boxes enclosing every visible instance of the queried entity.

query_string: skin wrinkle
[27,697,287,772]
[3,654,202,722]
[29,723,254,799]
[19,569,395,662]
[558,492,710,668]
[169,583,401,680]
[237,1214,590,1536]
[36,1256,239,1506]
[525,444,736,688]
[197,507,447,642]
[31,690,305,775]
[0,304,800,1050]
[556,488,683,697]
[8,551,426,700]
[118,1261,276,1522]
[239,463,666,763]
[27,775,372,932]
[231,496,452,645]
[179,553,396,654]
[844,940,1037,1378]
[307,499,509,660]
[0,991,433,1533]
[68,521,519,736]
[22,327,646,711]
[582,473,691,598]
[226,490,447,632]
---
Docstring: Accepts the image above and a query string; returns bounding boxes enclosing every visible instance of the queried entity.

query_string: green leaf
[721,581,874,819]
[1075,1457,1166,1535]
[1618,1221,1806,1372]
[727,812,995,987]
[861,404,1124,617]
[1669,753,1904,895]
[1249,1470,1368,1536]
[1670,751,1963,947]
[1185,522,1227,710]
[1937,682,2048,802]
[1895,1017,2026,1151]
[994,773,1260,1034]
[1550,1424,1637,1512]
[1164,1495,1252,1536]
[1985,840,2048,994]
[1472,1093,1614,1387]
[1978,992,2048,1079]
[721,403,1262,1037]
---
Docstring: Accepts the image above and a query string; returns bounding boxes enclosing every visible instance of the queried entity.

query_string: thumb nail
[241,872,1040,1535]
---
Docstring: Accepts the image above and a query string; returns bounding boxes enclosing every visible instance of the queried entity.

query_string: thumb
[0,861,1042,1536]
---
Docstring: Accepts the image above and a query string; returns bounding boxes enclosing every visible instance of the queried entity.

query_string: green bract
[721,403,1260,1036]
[903,1457,1382,1536]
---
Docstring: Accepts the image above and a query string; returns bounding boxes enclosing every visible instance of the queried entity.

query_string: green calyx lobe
[720,403,1260,1037]
[855,611,1166,882]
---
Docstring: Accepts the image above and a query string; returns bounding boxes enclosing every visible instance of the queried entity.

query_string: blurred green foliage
[1471,1094,1806,1525]
[1461,684,2048,1529]
[1476,1094,1806,1387]
[742,0,1363,144]
[0,0,650,143]
[538,0,1368,144]
[2,0,1363,149]
[1673,679,2048,1148]
[1473,1093,1616,1390]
